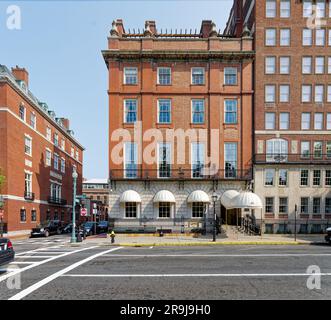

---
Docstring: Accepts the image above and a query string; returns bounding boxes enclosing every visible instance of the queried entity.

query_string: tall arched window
[266,139,288,162]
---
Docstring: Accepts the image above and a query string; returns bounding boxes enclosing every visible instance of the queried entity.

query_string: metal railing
[24,192,35,201]
[47,196,67,206]
[254,154,331,164]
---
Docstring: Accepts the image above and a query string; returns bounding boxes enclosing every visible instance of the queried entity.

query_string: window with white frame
[75,150,79,161]
[316,0,326,17]
[279,112,289,130]
[313,141,323,158]
[302,29,313,46]
[50,183,62,200]
[20,209,26,222]
[280,29,291,46]
[266,139,288,162]
[30,113,36,129]
[326,170,331,186]
[125,202,137,218]
[325,198,331,213]
[224,100,237,124]
[71,146,74,157]
[124,142,137,178]
[302,57,312,74]
[192,99,205,124]
[224,67,237,85]
[45,149,52,166]
[124,67,138,85]
[301,141,310,158]
[316,29,325,46]
[301,113,311,130]
[279,57,290,74]
[54,133,59,146]
[265,29,276,46]
[265,112,275,130]
[327,113,331,129]
[192,142,205,178]
[327,85,331,102]
[225,143,237,178]
[300,169,309,186]
[61,158,65,173]
[279,85,290,102]
[327,141,331,157]
[265,56,276,74]
[158,99,171,123]
[266,0,276,17]
[158,143,171,178]
[264,169,275,186]
[315,57,325,74]
[303,0,313,17]
[124,99,137,123]
[280,0,291,17]
[159,202,171,218]
[279,197,288,213]
[313,170,321,186]
[328,57,331,73]
[329,30,331,46]
[157,67,171,85]
[265,85,276,102]
[54,154,59,170]
[314,113,323,130]
[46,127,51,141]
[61,139,65,151]
[192,202,206,218]
[25,135,32,156]
[19,105,25,121]
[302,85,312,102]
[25,172,32,194]
[265,197,274,213]
[315,85,324,103]
[301,197,309,214]
[191,67,205,85]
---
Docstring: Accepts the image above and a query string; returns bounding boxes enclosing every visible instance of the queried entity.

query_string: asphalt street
[0,235,331,300]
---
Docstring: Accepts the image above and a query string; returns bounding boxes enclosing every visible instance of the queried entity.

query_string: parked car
[83,222,98,236]
[325,227,331,244]
[0,238,15,269]
[97,221,110,234]
[31,220,65,238]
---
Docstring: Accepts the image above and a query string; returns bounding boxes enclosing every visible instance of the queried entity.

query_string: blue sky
[0,0,232,179]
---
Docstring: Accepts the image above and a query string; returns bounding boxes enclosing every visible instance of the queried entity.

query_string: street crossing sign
[80,208,88,217]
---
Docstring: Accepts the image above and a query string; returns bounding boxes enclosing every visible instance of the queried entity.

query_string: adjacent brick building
[225,0,331,233]
[103,20,254,231]
[0,65,84,235]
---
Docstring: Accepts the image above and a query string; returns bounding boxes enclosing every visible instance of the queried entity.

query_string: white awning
[230,191,263,209]
[153,190,176,203]
[187,190,210,203]
[120,190,141,203]
[220,190,240,209]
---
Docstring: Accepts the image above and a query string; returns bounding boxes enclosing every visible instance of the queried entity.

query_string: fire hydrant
[110,231,116,244]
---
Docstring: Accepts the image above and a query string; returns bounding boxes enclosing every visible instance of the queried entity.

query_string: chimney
[60,118,70,130]
[200,20,213,38]
[145,21,157,36]
[12,66,29,87]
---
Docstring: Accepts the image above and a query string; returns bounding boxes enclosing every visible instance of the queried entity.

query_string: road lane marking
[15,246,66,256]
[8,247,123,300]
[10,261,37,265]
[15,256,58,259]
[0,246,98,284]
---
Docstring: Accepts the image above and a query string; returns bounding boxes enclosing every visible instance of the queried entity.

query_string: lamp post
[212,192,218,242]
[294,204,297,242]
[71,167,78,243]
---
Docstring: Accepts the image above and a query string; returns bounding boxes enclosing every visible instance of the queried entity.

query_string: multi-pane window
[224,100,237,124]
[314,113,323,130]
[50,183,61,200]
[315,85,324,103]
[329,57,331,74]
[301,113,311,130]
[279,197,288,214]
[313,170,321,186]
[301,141,310,158]
[265,197,274,213]
[265,85,276,102]
[124,99,137,123]
[325,170,331,186]
[265,29,276,46]
[25,172,32,194]
[313,141,323,158]
[302,29,313,46]
[303,0,313,17]
[191,68,205,85]
[31,210,37,222]
[301,197,309,214]
[157,67,171,85]
[61,139,65,151]
[20,209,26,222]
[325,198,331,214]
[279,112,289,130]
[224,67,237,85]
[54,154,59,170]
[30,113,36,129]
[46,149,52,166]
[265,112,275,130]
[225,143,237,178]
[19,105,25,121]
[124,142,137,178]
[280,0,291,17]
[71,147,74,157]
[302,57,312,74]
[316,29,325,46]
[316,0,326,17]
[192,143,205,178]
[265,56,276,74]
[279,57,290,74]
[125,202,137,218]
[61,158,65,174]
[329,30,331,46]
[25,135,32,156]
[302,85,312,102]
[158,99,171,123]
[279,169,288,186]
[192,202,205,218]
[327,141,331,157]
[159,202,171,218]
[300,169,309,186]
[315,57,325,74]
[124,67,138,85]
[266,139,288,162]
[46,127,51,141]
[192,99,205,124]
[158,143,171,178]
[279,85,290,102]
[54,133,59,146]
[327,85,331,102]
[266,0,276,17]
[313,198,321,214]
[280,29,291,46]
[265,169,275,186]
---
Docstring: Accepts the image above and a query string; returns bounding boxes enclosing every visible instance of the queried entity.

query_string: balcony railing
[47,196,67,206]
[109,168,252,181]
[24,192,35,201]
[254,154,331,164]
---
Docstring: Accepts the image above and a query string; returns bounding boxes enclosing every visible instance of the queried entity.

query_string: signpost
[80,208,87,217]
[0,209,4,238]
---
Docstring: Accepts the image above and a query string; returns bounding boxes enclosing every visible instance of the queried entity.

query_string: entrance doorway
[221,205,240,226]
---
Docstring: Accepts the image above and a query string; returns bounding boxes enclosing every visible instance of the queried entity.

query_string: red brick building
[103,20,254,231]
[0,65,84,235]
[225,0,331,233]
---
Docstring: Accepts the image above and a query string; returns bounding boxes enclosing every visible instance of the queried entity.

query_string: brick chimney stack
[12,66,29,87]
[60,118,70,130]
[145,20,157,35]
[200,20,213,38]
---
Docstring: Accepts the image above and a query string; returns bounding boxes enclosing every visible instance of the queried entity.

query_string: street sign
[0,209,4,219]
[80,208,87,217]
[92,208,98,215]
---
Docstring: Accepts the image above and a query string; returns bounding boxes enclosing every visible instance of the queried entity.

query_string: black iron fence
[254,154,331,164]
